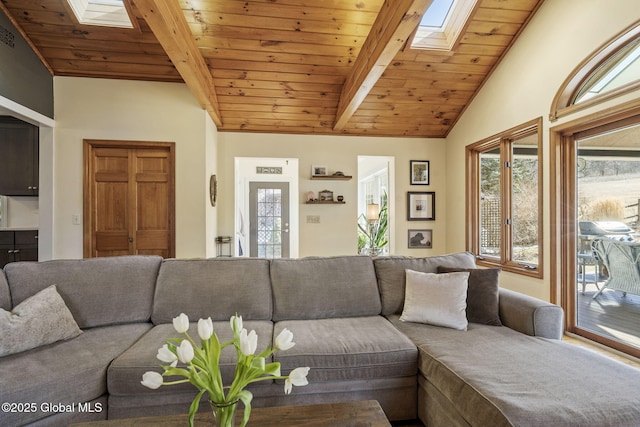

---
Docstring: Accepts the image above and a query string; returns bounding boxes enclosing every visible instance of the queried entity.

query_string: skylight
[67,0,133,29]
[410,0,477,51]
[420,0,455,28]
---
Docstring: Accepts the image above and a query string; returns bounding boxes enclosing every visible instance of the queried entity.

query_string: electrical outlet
[306,215,320,224]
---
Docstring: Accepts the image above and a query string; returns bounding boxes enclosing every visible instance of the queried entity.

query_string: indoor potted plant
[358,194,389,256]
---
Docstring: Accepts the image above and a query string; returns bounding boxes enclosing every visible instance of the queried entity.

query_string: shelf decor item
[407,191,435,220]
[311,165,328,176]
[410,160,430,185]
[141,313,310,427]
[318,189,334,201]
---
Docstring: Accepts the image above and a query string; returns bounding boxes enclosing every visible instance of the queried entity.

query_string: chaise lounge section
[1,252,640,426]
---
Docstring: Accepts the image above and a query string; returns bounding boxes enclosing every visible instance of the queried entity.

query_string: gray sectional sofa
[1,252,640,427]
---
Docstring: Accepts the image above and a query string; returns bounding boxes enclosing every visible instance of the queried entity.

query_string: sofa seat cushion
[274,317,417,382]
[388,315,640,426]
[109,320,274,397]
[0,323,151,427]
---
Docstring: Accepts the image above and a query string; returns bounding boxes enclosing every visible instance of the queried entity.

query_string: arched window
[550,21,640,121]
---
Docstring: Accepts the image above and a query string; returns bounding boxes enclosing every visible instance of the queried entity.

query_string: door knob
[128,237,133,243]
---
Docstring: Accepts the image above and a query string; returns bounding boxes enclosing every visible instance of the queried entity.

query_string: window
[410,0,478,51]
[466,118,543,277]
[67,0,134,28]
[550,22,640,121]
[573,37,640,104]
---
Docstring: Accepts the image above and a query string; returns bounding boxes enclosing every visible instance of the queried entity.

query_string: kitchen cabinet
[0,116,39,196]
[0,230,38,268]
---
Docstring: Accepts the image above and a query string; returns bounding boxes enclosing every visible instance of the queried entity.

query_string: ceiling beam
[133,0,222,127]
[333,0,432,130]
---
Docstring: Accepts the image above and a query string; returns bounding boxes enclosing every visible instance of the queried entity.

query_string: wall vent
[0,25,15,48]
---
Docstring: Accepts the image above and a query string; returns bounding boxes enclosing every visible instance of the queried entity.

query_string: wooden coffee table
[69,400,391,426]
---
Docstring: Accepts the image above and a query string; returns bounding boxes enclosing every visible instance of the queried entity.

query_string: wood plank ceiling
[0,0,542,137]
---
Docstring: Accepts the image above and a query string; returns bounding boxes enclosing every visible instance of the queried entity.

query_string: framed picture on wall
[407,191,435,220]
[408,229,433,249]
[311,165,328,176]
[410,160,430,185]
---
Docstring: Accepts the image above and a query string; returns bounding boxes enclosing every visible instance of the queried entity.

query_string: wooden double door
[84,140,175,258]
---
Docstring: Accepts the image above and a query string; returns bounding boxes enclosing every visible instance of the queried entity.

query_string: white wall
[445,0,640,300]
[53,77,216,259]
[218,132,445,257]
[205,115,218,258]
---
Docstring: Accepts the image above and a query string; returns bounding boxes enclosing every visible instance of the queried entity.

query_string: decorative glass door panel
[249,182,290,258]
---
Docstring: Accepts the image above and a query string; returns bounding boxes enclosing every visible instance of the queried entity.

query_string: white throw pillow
[400,269,469,330]
[0,285,82,357]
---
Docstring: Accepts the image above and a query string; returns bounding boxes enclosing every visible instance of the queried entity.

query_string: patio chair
[591,238,640,299]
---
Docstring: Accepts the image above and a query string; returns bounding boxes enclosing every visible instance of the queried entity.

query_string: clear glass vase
[360,246,383,256]
[209,400,238,427]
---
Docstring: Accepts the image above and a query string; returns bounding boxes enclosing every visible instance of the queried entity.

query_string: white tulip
[176,340,194,364]
[141,371,163,389]
[284,367,310,395]
[275,328,295,351]
[172,313,190,334]
[156,344,178,367]
[230,315,243,333]
[239,329,258,356]
[198,317,214,340]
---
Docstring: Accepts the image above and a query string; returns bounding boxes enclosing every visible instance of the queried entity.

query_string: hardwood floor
[563,334,640,369]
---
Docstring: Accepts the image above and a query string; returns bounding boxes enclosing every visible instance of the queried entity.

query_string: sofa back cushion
[271,256,381,321]
[4,256,162,328]
[0,270,10,311]
[373,252,477,315]
[152,258,272,324]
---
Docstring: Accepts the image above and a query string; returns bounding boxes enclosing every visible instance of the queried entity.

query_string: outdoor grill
[579,221,635,241]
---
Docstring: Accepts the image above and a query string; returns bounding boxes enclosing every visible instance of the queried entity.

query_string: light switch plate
[306,215,320,224]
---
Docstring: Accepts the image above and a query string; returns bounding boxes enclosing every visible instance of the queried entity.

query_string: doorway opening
[357,156,395,255]
[234,157,299,258]
[552,104,640,359]
[575,120,640,352]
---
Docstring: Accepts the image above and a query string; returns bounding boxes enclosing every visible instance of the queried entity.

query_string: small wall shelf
[305,200,346,204]
[310,175,352,180]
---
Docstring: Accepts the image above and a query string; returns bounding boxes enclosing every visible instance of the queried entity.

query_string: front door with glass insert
[249,182,290,258]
